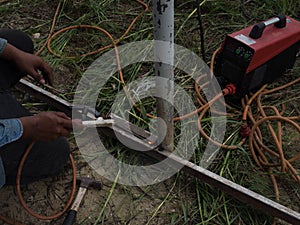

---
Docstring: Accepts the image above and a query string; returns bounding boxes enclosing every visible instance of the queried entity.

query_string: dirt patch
[0,145,183,225]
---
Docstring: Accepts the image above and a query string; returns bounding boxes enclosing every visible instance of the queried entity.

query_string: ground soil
[0,152,181,225]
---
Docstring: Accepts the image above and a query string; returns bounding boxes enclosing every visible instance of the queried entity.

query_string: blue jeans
[0,29,70,185]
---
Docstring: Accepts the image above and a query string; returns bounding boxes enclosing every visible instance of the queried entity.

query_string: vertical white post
[153,0,174,152]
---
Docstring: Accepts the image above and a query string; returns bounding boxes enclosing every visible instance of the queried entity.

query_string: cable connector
[222,83,237,96]
[240,123,251,138]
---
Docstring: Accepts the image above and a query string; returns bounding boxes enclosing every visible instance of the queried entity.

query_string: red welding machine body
[214,15,300,98]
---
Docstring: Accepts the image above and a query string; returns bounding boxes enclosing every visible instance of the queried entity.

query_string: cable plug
[222,83,237,96]
[240,122,251,138]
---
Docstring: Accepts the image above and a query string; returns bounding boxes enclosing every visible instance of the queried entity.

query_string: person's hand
[14,50,53,85]
[20,112,83,141]
[0,43,53,85]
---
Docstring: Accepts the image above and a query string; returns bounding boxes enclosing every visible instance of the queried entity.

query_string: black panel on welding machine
[215,39,299,98]
[262,41,300,84]
[221,60,243,84]
[214,37,254,90]
[243,41,300,96]
[248,65,266,91]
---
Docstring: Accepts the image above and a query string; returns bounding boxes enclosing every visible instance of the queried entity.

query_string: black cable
[195,0,206,62]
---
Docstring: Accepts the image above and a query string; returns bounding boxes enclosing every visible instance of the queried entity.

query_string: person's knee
[51,137,71,170]
[24,137,71,181]
[0,28,34,53]
[0,137,71,185]
[58,137,71,159]
[22,137,71,178]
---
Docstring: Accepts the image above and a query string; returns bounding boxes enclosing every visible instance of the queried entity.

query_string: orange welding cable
[197,102,247,149]
[35,1,62,56]
[256,96,300,174]
[0,142,77,225]
[251,90,300,167]
[194,75,235,116]
[243,75,300,202]
[242,84,268,121]
[46,0,149,58]
[262,76,300,95]
[193,49,245,149]
[256,96,287,172]
[209,47,220,74]
[248,115,300,197]
[16,142,77,220]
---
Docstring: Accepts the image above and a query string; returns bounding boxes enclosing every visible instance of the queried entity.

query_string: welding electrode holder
[249,15,286,39]
[73,105,115,127]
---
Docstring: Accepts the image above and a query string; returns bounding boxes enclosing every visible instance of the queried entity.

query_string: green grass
[1,0,299,224]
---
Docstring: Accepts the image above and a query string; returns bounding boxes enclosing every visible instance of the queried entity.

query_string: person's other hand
[15,51,53,85]
[1,43,53,85]
[20,112,83,141]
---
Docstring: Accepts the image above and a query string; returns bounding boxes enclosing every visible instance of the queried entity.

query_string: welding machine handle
[249,15,286,39]
[62,209,77,225]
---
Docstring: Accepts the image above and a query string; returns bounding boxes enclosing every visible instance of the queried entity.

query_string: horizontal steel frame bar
[16,79,73,115]
[16,79,300,224]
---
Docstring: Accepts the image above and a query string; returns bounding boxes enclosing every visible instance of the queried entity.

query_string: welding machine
[214,15,300,98]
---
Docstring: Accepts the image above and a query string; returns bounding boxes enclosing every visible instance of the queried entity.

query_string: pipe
[153,0,174,152]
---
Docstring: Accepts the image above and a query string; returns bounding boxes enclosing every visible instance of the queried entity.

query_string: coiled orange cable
[244,78,300,201]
